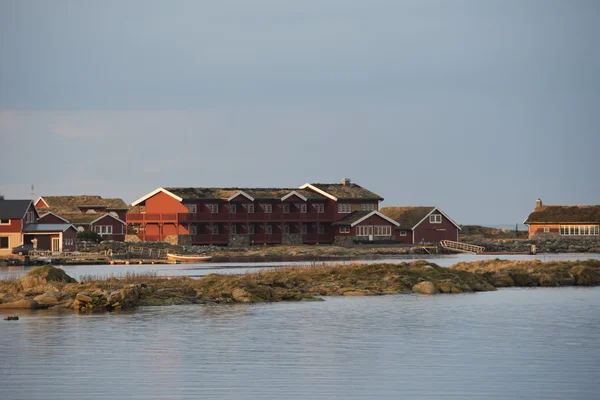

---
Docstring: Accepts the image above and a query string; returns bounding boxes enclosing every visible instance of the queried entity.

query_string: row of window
[190,224,329,235]
[559,225,599,235]
[355,226,393,237]
[94,225,113,235]
[429,214,442,224]
[186,203,328,214]
[64,238,75,246]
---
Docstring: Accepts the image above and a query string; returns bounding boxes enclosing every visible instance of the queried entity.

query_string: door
[368,226,374,241]
[52,238,60,252]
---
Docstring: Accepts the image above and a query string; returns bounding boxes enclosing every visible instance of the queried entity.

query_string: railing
[439,240,485,254]
[126,213,178,222]
[127,211,334,224]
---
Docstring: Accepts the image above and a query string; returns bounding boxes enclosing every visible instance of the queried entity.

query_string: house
[35,195,128,241]
[379,206,460,244]
[0,199,77,255]
[524,199,600,239]
[126,178,400,246]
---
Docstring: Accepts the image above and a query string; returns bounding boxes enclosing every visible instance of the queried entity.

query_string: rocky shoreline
[1,260,599,315]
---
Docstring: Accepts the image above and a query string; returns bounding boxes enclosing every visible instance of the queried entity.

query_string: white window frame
[301,225,307,234]
[248,224,255,234]
[208,204,219,214]
[318,224,325,234]
[186,204,197,214]
[266,225,273,234]
[297,203,307,213]
[339,226,350,233]
[247,204,255,213]
[400,230,407,236]
[338,203,351,214]
[283,204,290,213]
[231,225,237,235]
[314,204,325,213]
[0,219,10,225]
[360,204,375,212]
[543,227,550,233]
[95,225,113,235]
[430,214,442,224]
[261,203,272,213]
[230,204,237,214]
[284,224,290,234]
[560,225,600,236]
[212,224,219,234]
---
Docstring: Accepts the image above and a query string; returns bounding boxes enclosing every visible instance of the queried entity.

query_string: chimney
[341,178,351,186]
[536,199,542,209]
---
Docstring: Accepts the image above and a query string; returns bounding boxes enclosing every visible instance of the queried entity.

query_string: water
[2,253,600,281]
[1,287,599,399]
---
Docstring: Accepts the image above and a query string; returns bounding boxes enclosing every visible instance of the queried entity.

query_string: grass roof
[165,187,327,201]
[525,205,600,224]
[332,211,372,226]
[40,196,128,214]
[379,206,435,229]
[310,183,383,200]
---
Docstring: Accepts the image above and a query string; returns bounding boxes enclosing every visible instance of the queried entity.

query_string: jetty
[440,240,485,255]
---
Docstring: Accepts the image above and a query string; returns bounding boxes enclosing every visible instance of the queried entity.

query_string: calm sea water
[1,287,599,400]
[2,253,600,280]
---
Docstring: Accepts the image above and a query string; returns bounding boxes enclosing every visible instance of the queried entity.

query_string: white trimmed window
[231,225,237,235]
[318,224,325,234]
[301,225,307,234]
[0,219,9,225]
[248,224,255,234]
[360,204,375,212]
[212,225,219,234]
[339,226,350,233]
[543,227,550,233]
[230,204,237,214]
[261,204,272,213]
[190,226,197,235]
[94,225,113,235]
[207,204,218,214]
[338,203,351,214]
[247,204,255,213]
[560,225,599,235]
[186,204,197,213]
[374,226,392,236]
[0,236,9,249]
[283,204,290,213]
[267,225,273,234]
[297,203,307,213]
[430,214,442,224]
[314,204,325,213]
[400,230,407,236]
[284,224,290,234]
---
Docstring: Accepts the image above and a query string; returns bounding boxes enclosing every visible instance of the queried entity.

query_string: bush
[77,230,102,242]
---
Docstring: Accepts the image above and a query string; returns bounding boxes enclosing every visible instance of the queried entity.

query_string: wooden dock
[439,240,485,255]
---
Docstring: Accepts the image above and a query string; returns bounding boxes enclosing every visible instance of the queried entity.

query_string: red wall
[92,215,126,241]
[0,218,21,233]
[412,212,458,244]
[63,228,77,251]
[38,214,67,224]
[145,192,189,214]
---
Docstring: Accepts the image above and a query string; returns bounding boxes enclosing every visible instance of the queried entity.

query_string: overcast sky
[1,0,598,225]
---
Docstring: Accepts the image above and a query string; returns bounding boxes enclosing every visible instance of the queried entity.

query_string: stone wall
[282,233,303,245]
[178,235,192,247]
[229,234,250,248]
[125,235,141,243]
[334,236,354,247]
[463,236,600,253]
[163,235,179,245]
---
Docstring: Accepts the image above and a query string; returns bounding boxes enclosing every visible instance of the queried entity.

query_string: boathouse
[379,206,460,244]
[524,199,600,239]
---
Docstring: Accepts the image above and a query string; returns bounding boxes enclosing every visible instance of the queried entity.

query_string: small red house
[332,211,400,244]
[0,199,77,254]
[524,199,600,239]
[36,195,128,241]
[380,206,460,244]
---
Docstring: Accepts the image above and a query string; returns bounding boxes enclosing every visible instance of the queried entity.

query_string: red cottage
[0,199,77,255]
[35,195,129,241]
[379,206,460,244]
[524,199,600,239]
[126,179,400,246]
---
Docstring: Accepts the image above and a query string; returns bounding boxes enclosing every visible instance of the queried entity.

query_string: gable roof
[37,195,129,213]
[300,183,383,201]
[332,211,400,227]
[22,223,76,233]
[38,212,71,223]
[139,187,327,202]
[379,206,436,229]
[524,205,600,224]
[0,200,36,219]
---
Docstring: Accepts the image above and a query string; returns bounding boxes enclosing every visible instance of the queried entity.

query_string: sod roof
[309,183,383,200]
[524,205,600,224]
[332,211,372,226]
[164,187,327,201]
[38,196,128,214]
[379,206,436,229]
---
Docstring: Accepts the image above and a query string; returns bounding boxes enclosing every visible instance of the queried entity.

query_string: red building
[379,206,460,244]
[524,199,600,239]
[35,195,128,241]
[126,179,400,246]
[0,199,77,255]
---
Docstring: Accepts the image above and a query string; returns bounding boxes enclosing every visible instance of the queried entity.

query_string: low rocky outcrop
[412,281,438,295]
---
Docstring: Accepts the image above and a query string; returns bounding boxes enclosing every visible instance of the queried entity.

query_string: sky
[0,0,598,225]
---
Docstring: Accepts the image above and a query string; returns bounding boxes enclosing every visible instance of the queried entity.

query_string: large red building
[126,179,403,246]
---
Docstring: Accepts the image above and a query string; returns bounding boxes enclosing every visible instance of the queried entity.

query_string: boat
[166,253,212,263]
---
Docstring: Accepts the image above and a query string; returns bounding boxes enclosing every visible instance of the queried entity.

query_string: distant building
[0,199,77,255]
[379,206,460,244]
[126,179,400,246]
[524,199,600,239]
[35,195,129,241]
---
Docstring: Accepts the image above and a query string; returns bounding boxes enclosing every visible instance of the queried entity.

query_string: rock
[33,292,59,306]
[232,288,252,303]
[75,293,93,303]
[569,266,600,286]
[19,265,76,291]
[4,315,19,321]
[0,299,42,309]
[412,281,438,295]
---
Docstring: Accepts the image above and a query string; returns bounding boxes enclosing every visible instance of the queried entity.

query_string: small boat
[167,253,212,263]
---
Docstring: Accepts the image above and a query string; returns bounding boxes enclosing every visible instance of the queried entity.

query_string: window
[400,230,407,236]
[207,204,219,214]
[374,226,391,236]
[0,237,9,249]
[430,214,442,224]
[190,225,197,235]
[301,224,307,234]
[314,204,324,213]
[318,224,325,234]
[247,204,255,213]
[248,224,255,234]
[64,238,74,246]
[283,204,290,213]
[360,204,375,212]
[560,225,600,235]
[231,225,237,235]
[0,219,9,225]
[284,224,290,234]
[230,204,237,214]
[266,225,273,234]
[543,227,550,233]
[356,226,367,236]
[261,204,272,213]
[339,226,350,233]
[186,204,197,214]
[338,203,351,214]
[212,225,219,234]
[94,225,113,235]
[296,203,307,213]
